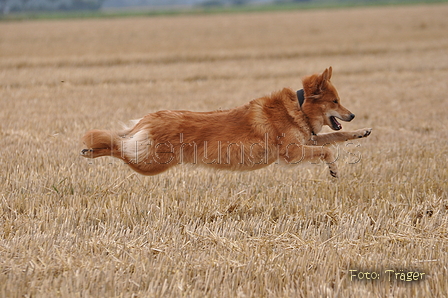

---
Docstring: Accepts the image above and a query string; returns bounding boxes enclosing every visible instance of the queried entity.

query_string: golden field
[1,4,448,297]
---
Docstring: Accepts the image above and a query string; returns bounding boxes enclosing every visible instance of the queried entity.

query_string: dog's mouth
[330,116,342,130]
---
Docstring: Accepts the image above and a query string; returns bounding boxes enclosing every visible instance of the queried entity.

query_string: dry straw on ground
[1,3,448,297]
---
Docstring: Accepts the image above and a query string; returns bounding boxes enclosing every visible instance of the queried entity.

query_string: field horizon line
[1,0,448,22]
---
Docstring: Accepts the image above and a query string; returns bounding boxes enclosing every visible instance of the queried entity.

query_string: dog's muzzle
[330,114,355,130]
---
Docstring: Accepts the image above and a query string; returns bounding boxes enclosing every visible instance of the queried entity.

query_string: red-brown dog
[81,67,371,177]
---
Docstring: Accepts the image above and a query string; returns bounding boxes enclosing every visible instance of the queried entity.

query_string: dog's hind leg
[81,128,174,175]
[81,129,121,158]
[309,128,372,146]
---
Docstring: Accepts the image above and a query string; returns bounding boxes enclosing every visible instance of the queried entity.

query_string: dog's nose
[349,113,355,121]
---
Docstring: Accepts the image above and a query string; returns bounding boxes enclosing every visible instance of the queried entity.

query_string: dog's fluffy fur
[81,67,371,177]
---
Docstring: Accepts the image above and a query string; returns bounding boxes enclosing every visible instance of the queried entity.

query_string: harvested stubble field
[1,3,448,297]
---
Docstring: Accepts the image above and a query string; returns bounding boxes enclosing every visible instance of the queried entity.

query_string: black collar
[296,89,316,136]
[296,89,305,108]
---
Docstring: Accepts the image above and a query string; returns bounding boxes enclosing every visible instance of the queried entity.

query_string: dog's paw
[330,169,338,178]
[353,128,372,139]
[328,164,338,178]
[80,148,93,157]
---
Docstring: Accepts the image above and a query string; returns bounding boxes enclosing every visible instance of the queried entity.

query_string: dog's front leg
[282,145,338,178]
[308,128,372,146]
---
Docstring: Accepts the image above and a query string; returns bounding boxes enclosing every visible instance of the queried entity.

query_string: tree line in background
[1,0,101,13]
[0,0,313,14]
[1,0,103,13]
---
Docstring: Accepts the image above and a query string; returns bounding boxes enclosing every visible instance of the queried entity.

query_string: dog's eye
[333,99,338,104]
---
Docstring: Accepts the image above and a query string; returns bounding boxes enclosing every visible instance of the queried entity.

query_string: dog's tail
[80,129,122,159]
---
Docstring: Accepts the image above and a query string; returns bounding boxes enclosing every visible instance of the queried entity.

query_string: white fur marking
[122,129,152,163]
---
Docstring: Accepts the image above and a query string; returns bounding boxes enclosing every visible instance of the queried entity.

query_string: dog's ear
[302,67,333,98]
[318,69,328,91]
[302,74,321,98]
[319,67,333,90]
[321,67,332,81]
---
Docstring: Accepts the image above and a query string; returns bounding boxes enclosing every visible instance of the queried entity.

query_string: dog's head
[300,67,355,134]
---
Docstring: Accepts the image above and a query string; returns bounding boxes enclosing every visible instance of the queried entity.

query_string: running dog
[81,67,371,178]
